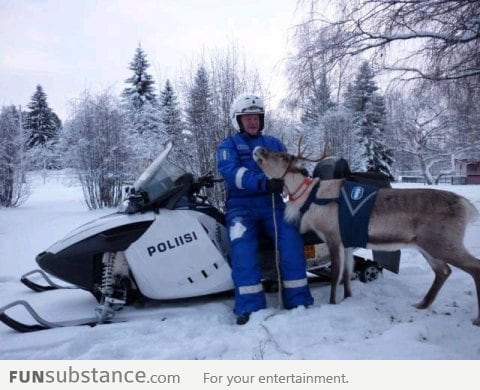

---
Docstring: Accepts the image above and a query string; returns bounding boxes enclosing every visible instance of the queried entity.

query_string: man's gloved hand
[266,178,284,194]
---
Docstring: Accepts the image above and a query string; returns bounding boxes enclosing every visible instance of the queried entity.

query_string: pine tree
[122,45,157,110]
[300,71,335,157]
[24,85,60,148]
[122,45,164,168]
[158,79,189,168]
[186,66,213,177]
[159,79,183,141]
[345,61,394,179]
[301,71,333,127]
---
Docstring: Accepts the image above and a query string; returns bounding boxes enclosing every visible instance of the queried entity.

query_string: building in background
[455,160,480,184]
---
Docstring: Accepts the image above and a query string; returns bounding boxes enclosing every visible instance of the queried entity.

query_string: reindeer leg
[419,243,480,326]
[413,250,451,310]
[326,240,344,304]
[472,273,480,326]
[343,248,354,299]
[442,250,480,326]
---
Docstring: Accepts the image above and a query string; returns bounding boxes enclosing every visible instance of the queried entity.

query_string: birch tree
[301,0,480,82]
[0,105,30,207]
[182,44,264,208]
[388,86,478,184]
[64,92,128,209]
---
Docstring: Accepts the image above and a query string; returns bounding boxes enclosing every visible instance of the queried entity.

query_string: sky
[0,0,303,121]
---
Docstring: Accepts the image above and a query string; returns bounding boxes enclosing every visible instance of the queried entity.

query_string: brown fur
[253,146,480,326]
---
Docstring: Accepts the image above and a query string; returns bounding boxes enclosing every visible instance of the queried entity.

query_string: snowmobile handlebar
[196,173,223,187]
[119,173,223,214]
[191,173,223,194]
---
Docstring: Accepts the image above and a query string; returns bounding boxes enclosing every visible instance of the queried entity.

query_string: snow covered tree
[181,43,264,208]
[300,0,480,82]
[185,66,213,177]
[301,71,334,127]
[0,105,30,207]
[25,138,62,182]
[123,104,168,180]
[122,45,157,110]
[436,76,480,158]
[345,62,394,179]
[207,41,263,138]
[120,45,167,176]
[158,79,189,167]
[321,107,356,161]
[159,79,182,138]
[298,69,337,158]
[63,92,129,209]
[24,85,61,148]
[386,86,479,184]
[285,12,360,163]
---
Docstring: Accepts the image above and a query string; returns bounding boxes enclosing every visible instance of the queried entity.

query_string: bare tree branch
[298,0,480,82]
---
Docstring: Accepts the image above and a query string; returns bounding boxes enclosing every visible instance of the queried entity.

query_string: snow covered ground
[1,171,479,360]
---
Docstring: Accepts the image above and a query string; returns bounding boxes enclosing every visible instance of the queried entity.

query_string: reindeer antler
[296,141,329,162]
[296,134,310,160]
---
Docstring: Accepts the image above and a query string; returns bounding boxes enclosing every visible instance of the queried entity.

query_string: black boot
[236,313,250,325]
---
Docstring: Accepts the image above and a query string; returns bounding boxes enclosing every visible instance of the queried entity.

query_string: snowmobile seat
[312,156,391,188]
[312,156,352,180]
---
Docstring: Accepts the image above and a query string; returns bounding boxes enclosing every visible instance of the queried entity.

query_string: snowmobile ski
[0,300,121,333]
[21,269,78,292]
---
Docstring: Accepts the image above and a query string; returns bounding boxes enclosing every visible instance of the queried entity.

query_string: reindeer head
[253,140,328,179]
[253,147,305,179]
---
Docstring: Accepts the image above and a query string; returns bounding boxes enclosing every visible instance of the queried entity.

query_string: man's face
[240,114,260,136]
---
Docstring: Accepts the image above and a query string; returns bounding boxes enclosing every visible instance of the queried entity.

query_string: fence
[398,173,467,185]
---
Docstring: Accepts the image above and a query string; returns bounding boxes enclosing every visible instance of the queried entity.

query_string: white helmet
[230,93,265,132]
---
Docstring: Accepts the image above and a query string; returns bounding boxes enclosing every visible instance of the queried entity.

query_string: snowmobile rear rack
[21,269,78,292]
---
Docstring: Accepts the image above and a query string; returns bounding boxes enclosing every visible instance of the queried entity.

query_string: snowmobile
[0,142,400,332]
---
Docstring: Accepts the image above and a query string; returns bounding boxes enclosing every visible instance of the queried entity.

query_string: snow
[1,172,480,360]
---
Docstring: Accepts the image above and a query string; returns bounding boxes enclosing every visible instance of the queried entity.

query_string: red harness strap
[288,178,314,202]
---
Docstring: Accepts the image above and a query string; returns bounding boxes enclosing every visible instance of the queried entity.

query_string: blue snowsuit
[216,132,314,316]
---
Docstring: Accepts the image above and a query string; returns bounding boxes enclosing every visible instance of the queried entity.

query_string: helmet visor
[240,105,263,113]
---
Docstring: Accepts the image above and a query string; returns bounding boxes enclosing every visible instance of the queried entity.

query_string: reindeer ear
[294,158,309,176]
[299,167,309,177]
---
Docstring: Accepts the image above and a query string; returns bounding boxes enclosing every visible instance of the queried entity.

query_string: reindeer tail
[461,197,479,223]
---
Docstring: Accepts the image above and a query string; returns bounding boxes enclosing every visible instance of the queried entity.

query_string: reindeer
[253,146,480,326]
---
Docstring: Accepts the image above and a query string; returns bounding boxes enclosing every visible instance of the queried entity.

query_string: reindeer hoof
[413,302,428,310]
[472,318,480,326]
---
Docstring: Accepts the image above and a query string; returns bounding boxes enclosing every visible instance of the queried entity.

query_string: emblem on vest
[237,144,250,151]
[350,186,364,201]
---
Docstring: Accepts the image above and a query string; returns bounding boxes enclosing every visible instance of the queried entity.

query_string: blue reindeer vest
[338,181,378,248]
[299,181,379,248]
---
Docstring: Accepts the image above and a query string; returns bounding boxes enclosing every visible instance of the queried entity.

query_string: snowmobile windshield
[133,141,188,204]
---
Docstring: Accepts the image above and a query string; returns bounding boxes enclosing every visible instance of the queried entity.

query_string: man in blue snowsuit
[216,93,314,325]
